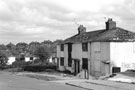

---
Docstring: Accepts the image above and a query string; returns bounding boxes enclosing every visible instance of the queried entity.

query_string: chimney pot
[106,18,116,30]
[78,25,86,34]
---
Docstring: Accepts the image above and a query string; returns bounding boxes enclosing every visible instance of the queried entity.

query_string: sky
[0,0,135,44]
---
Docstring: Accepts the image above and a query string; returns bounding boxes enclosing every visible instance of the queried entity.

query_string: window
[30,57,33,60]
[68,57,72,67]
[68,43,72,52]
[82,58,88,69]
[60,57,64,66]
[112,67,121,73]
[60,44,64,51]
[82,43,88,51]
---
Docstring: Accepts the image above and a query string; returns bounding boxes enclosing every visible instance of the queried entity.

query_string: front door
[74,60,80,74]
[57,58,59,69]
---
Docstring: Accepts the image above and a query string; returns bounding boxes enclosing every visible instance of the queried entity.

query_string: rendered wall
[72,43,89,72]
[57,45,65,71]
[57,42,111,77]
[110,42,135,72]
[90,42,110,77]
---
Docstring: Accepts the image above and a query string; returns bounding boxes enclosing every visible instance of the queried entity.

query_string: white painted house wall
[72,43,89,73]
[7,57,16,65]
[25,57,30,62]
[57,42,111,77]
[57,43,90,72]
[110,42,135,72]
[57,41,135,77]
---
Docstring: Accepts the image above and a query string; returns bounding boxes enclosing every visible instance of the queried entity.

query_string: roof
[63,27,135,44]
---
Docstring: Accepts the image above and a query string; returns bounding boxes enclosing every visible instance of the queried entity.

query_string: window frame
[60,57,64,66]
[82,43,88,51]
[30,57,33,60]
[82,58,88,70]
[60,44,64,51]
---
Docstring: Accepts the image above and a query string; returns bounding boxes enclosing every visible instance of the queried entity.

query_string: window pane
[82,58,88,69]
[60,57,64,66]
[60,44,64,51]
[82,43,88,51]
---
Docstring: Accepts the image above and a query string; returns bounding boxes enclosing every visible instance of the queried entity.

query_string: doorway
[57,58,59,69]
[74,60,80,75]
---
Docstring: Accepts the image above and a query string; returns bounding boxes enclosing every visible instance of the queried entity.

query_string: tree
[0,51,8,66]
[6,43,19,56]
[51,39,63,53]
[41,40,53,47]
[29,42,40,54]
[6,43,16,50]
[16,42,28,53]
[34,45,51,64]
[0,44,7,50]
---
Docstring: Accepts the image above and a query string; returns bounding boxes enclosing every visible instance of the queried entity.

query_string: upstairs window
[68,43,72,52]
[60,44,64,51]
[60,57,64,66]
[82,43,88,51]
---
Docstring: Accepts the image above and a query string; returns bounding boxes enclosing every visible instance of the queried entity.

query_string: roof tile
[63,27,135,43]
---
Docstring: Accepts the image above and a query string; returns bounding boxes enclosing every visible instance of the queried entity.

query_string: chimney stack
[78,25,86,34]
[106,18,116,30]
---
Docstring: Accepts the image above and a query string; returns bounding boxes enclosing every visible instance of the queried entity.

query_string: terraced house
[57,19,135,78]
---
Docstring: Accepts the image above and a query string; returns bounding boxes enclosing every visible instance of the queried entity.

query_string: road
[0,71,86,90]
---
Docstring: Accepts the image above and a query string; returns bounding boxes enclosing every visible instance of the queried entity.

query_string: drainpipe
[87,42,92,79]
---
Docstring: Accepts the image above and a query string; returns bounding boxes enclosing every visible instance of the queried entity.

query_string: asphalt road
[0,71,86,90]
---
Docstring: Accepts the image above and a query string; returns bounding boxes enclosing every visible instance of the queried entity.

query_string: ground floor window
[82,58,88,70]
[112,67,121,73]
[60,57,64,66]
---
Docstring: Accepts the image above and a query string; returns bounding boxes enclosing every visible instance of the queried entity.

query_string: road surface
[0,71,86,90]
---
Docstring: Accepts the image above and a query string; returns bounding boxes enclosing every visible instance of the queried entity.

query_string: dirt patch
[24,74,62,81]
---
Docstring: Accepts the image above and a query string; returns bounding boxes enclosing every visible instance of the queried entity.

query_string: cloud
[0,0,135,44]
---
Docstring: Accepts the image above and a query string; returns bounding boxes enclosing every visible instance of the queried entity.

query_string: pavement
[16,71,78,81]
[107,72,135,84]
[66,79,135,90]
[14,71,135,90]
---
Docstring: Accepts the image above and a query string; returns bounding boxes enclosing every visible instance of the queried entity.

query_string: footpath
[15,72,135,90]
[66,79,135,90]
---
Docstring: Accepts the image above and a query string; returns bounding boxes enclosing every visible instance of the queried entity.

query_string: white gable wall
[57,45,65,71]
[110,42,135,72]
[57,44,69,71]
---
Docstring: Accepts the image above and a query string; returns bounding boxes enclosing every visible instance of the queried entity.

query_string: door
[74,60,80,74]
[68,43,72,67]
[57,58,59,69]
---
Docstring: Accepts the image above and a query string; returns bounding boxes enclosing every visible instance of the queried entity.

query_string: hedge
[23,64,56,72]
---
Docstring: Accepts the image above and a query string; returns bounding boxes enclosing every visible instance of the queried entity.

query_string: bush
[12,61,32,68]
[0,65,7,70]
[23,63,56,72]
[62,70,72,74]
